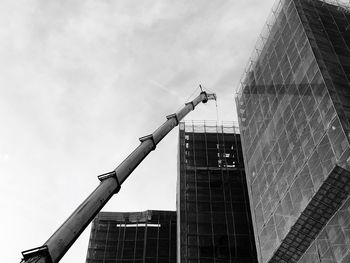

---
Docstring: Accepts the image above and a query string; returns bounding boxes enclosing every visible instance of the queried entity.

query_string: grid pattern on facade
[177,121,257,263]
[298,0,350,145]
[321,0,350,11]
[235,0,350,262]
[86,211,176,263]
[299,196,350,263]
[268,165,350,262]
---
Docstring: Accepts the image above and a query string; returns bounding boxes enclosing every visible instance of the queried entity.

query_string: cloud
[149,79,182,100]
[0,0,277,262]
[0,153,9,162]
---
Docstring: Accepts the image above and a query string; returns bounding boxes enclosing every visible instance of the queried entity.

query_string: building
[86,210,176,263]
[235,0,350,262]
[177,121,257,262]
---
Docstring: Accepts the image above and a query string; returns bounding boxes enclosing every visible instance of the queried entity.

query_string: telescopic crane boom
[21,90,216,263]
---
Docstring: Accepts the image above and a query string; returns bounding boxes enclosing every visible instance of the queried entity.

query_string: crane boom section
[21,91,216,263]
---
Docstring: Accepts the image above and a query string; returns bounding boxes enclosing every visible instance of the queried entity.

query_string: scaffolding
[235,0,350,99]
[234,0,350,262]
[177,121,257,262]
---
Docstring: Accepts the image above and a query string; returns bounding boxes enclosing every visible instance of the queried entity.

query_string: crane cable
[200,85,220,123]
[176,84,220,124]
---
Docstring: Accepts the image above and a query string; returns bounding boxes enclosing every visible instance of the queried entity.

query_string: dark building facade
[236,0,350,262]
[86,210,176,263]
[177,121,257,262]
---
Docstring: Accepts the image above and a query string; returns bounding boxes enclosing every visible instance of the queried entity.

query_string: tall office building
[236,0,350,262]
[86,210,176,263]
[177,121,257,262]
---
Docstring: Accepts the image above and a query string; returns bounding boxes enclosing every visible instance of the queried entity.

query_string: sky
[0,0,276,262]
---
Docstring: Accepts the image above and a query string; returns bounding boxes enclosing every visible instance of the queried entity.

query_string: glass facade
[86,211,176,263]
[235,0,350,262]
[177,121,257,263]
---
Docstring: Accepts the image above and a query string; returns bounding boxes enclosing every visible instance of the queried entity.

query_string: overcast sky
[0,0,276,262]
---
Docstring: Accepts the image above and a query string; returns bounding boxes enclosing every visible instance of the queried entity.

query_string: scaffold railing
[179,120,240,134]
[234,0,350,100]
[235,0,286,98]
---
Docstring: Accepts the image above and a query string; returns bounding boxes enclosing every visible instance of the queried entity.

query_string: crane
[21,90,216,263]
